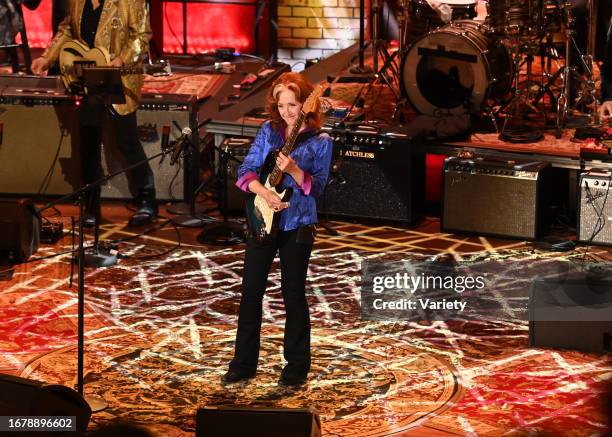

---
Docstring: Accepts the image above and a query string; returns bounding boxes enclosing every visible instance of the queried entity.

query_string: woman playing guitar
[224,72,333,387]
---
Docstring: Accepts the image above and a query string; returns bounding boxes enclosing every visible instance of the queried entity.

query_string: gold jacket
[42,0,152,115]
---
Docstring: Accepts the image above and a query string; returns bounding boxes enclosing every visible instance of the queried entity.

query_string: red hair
[265,72,323,131]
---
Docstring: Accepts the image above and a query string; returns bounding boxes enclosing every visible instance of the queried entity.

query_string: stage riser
[0,96,197,201]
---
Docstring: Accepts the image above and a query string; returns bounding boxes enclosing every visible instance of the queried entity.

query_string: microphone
[170,127,192,166]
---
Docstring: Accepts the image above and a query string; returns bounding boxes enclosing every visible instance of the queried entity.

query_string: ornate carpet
[1,222,611,436]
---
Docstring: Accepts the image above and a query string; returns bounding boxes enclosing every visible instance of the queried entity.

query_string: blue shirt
[236,121,334,231]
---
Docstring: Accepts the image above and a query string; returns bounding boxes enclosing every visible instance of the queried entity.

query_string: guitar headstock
[302,84,325,115]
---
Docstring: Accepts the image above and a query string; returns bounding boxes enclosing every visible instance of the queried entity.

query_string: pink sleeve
[236,172,259,192]
[299,171,312,196]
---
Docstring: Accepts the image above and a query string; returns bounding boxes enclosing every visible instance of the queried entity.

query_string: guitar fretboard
[269,110,306,187]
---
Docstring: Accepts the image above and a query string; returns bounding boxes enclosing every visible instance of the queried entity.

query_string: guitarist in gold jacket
[31,0,157,227]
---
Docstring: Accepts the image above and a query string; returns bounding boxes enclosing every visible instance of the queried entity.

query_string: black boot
[128,190,158,226]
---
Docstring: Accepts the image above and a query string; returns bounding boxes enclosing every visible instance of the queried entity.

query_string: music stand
[80,68,125,268]
[74,67,125,411]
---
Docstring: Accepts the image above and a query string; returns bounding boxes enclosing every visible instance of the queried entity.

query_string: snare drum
[402,20,514,115]
[409,0,477,37]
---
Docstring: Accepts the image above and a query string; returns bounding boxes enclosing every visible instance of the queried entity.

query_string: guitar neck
[269,111,306,186]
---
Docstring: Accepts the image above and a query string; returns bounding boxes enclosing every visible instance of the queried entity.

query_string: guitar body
[59,40,111,90]
[57,39,170,112]
[246,150,293,242]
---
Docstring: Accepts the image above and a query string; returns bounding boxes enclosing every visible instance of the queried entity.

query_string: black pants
[229,227,314,377]
[79,106,155,214]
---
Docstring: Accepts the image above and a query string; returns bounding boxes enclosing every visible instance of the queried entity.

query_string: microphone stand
[196,142,246,245]
[35,144,176,411]
[168,119,217,228]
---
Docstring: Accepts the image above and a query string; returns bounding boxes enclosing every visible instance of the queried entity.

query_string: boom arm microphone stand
[33,68,180,412]
[196,142,246,245]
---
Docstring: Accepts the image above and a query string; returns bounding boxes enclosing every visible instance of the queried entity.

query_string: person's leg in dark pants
[278,229,313,381]
[111,111,157,224]
[228,239,278,376]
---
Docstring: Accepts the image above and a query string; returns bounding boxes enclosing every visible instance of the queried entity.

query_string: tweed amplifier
[0,84,198,201]
[101,93,198,201]
[317,125,426,222]
[441,156,553,239]
[577,170,612,245]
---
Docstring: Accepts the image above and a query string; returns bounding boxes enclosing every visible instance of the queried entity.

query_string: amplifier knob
[594,180,599,186]
[603,182,607,187]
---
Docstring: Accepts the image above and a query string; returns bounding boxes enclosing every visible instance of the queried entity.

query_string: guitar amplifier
[221,137,250,212]
[577,170,612,245]
[100,93,199,201]
[0,85,198,201]
[317,125,426,222]
[441,156,553,239]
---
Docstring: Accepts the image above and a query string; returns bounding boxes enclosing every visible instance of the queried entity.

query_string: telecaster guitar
[58,39,170,107]
[246,84,325,242]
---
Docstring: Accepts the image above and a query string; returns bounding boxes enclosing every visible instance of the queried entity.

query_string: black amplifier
[442,156,553,239]
[577,170,612,245]
[318,124,426,222]
[221,137,250,211]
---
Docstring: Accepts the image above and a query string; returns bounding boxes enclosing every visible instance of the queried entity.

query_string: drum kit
[374,0,600,137]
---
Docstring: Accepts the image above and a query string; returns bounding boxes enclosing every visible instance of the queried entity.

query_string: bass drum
[401,20,514,115]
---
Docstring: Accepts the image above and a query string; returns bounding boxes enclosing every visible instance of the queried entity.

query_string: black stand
[196,144,245,245]
[34,67,176,412]
[168,120,216,227]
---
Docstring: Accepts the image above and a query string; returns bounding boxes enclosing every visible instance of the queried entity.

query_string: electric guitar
[245,84,324,242]
[58,39,171,105]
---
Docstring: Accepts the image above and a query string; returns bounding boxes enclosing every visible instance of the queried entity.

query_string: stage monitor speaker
[0,94,198,201]
[196,407,321,437]
[529,276,612,353]
[441,157,554,239]
[577,170,612,245]
[0,373,92,436]
[317,130,426,222]
[0,199,39,262]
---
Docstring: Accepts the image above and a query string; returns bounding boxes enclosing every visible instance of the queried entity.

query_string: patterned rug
[1,232,611,436]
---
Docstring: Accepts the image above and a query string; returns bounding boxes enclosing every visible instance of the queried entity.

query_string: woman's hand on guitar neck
[31,57,50,76]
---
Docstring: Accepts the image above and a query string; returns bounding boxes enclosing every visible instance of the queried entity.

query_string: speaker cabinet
[0,93,198,201]
[317,132,425,222]
[196,407,321,437]
[100,94,198,201]
[577,170,612,245]
[442,157,553,239]
[0,373,91,436]
[529,277,612,353]
[221,137,250,212]
[0,198,39,262]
